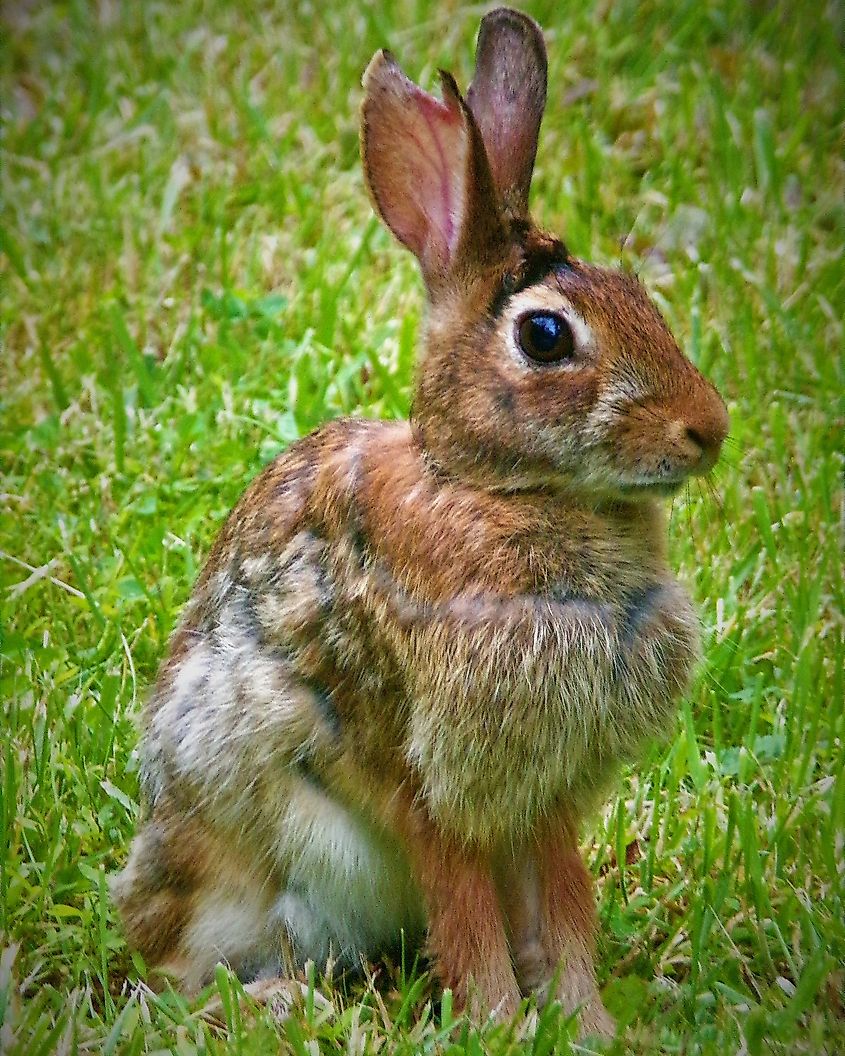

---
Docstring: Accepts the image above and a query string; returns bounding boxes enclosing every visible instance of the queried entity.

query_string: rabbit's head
[361,7,728,498]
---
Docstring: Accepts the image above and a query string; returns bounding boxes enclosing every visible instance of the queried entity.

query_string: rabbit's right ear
[466,8,548,219]
[361,50,505,289]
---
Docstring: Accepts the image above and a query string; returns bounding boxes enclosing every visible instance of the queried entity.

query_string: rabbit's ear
[466,8,547,218]
[361,50,505,287]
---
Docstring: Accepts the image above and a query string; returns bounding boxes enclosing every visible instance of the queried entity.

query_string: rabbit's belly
[268,779,425,967]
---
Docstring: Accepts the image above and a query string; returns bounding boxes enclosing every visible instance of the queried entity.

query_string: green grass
[2,0,843,1052]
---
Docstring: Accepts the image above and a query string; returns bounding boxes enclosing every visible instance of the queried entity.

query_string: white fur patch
[270,782,423,966]
[181,890,269,988]
[584,373,647,441]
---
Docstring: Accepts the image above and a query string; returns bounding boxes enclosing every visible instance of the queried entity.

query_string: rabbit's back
[138,419,405,824]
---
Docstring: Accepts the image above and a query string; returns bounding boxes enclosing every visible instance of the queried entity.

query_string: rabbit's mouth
[617,478,687,498]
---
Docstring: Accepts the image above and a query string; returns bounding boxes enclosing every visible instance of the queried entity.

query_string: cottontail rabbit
[113,7,728,1040]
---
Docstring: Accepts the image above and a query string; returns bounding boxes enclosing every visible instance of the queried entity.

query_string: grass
[1,0,843,1052]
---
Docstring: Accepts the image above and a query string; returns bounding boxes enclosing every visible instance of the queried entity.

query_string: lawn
[1,0,843,1052]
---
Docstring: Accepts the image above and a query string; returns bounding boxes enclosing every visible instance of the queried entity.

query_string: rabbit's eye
[517,312,575,364]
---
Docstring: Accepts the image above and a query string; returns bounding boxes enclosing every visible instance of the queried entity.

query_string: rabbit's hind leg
[111,802,277,993]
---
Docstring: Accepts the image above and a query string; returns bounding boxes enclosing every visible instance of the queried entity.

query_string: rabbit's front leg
[397,806,521,1020]
[501,816,615,1041]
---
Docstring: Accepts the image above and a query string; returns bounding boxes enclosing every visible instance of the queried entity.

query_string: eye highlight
[517,311,575,364]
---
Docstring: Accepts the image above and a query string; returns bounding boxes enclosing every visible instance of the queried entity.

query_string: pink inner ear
[362,52,471,275]
[408,88,464,261]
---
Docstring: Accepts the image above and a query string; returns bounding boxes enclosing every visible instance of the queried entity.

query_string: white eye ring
[503,289,595,368]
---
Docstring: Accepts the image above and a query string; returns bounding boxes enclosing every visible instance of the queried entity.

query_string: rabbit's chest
[403,615,612,840]
[398,583,698,843]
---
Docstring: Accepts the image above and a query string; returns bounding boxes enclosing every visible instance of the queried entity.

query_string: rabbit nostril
[686,426,706,451]
[683,418,727,468]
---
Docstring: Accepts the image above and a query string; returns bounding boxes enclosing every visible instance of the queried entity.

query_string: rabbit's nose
[676,401,729,472]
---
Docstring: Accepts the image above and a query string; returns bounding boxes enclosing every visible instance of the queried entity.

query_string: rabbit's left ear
[466,8,548,219]
[361,51,506,289]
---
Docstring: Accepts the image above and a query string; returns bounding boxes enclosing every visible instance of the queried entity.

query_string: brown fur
[395,799,521,1017]
[114,9,728,1041]
[497,840,608,1031]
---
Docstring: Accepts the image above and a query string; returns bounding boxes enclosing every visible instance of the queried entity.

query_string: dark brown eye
[517,311,575,364]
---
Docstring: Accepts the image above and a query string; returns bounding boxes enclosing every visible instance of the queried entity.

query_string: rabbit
[112,6,728,1041]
